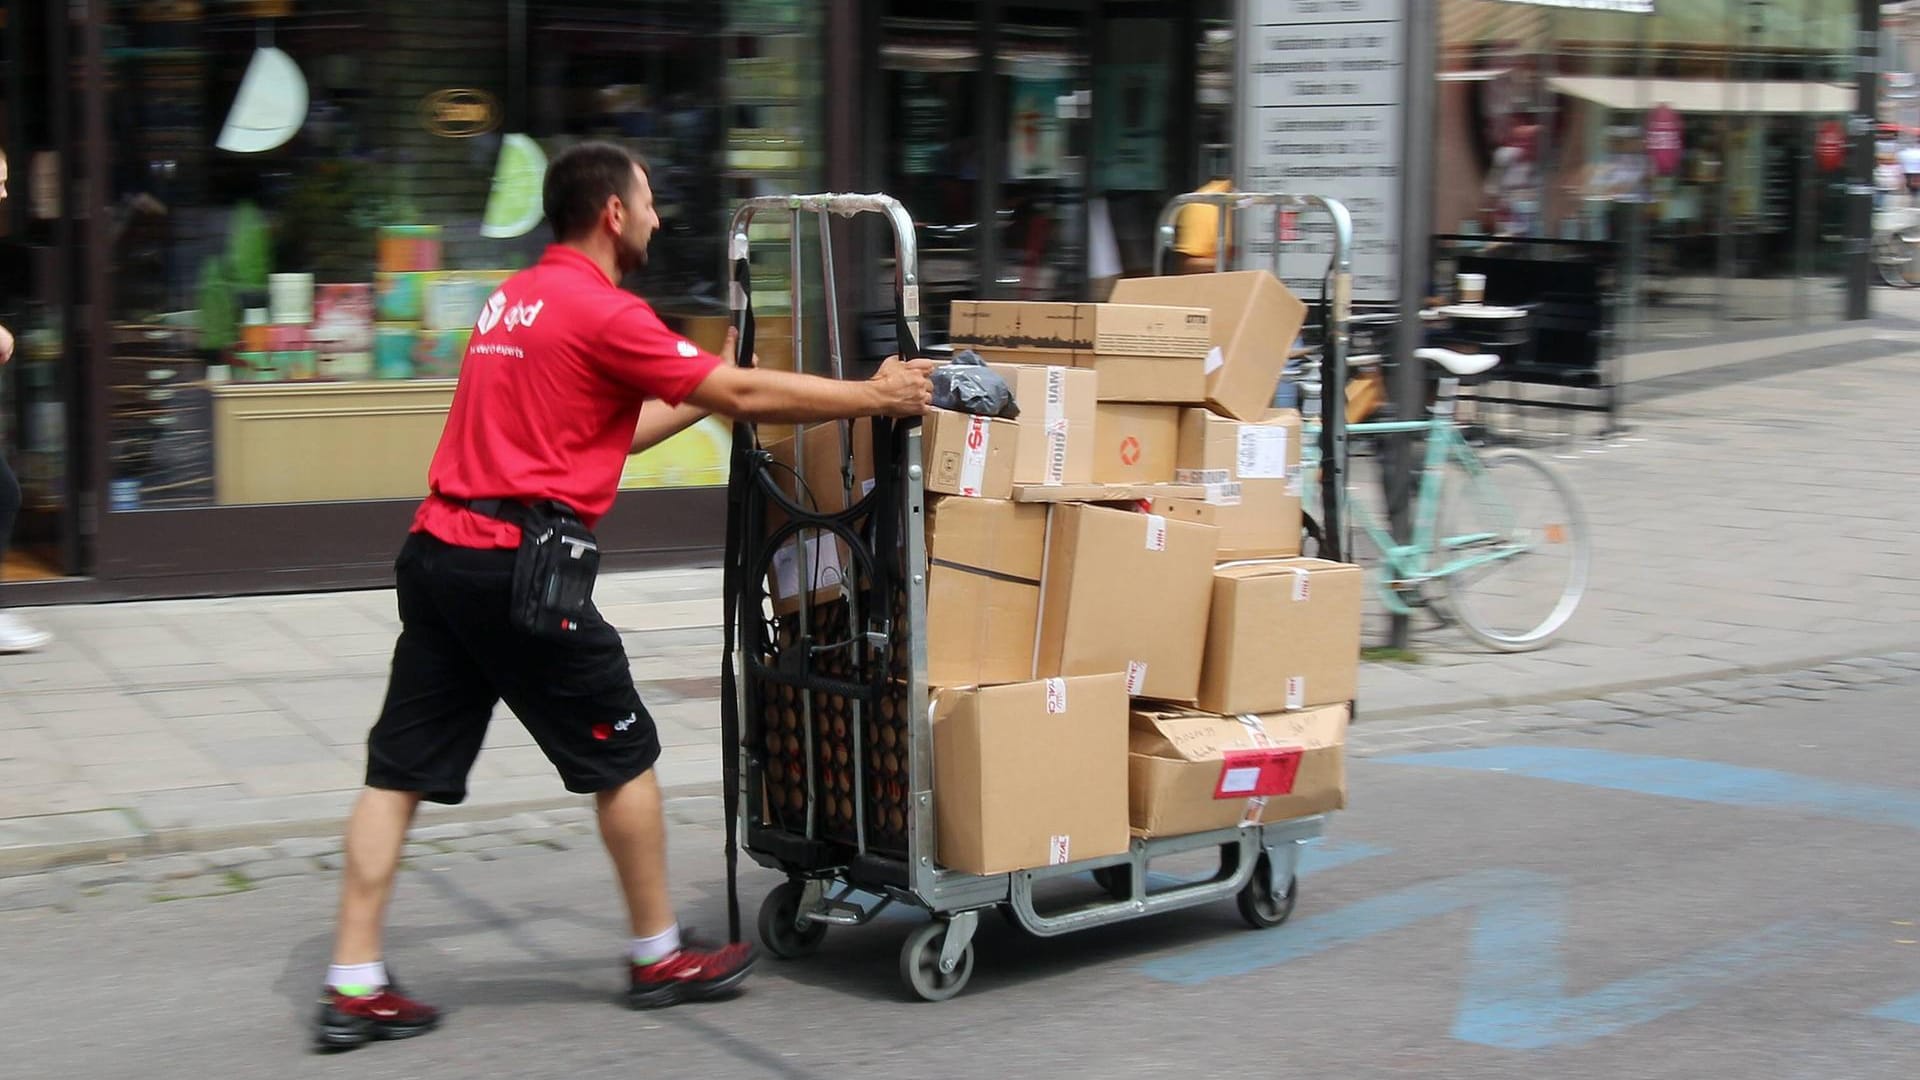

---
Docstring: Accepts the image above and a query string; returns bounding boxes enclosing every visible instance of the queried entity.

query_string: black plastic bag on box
[932,349,1020,419]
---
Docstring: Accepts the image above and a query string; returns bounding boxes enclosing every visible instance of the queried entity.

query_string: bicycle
[1297,347,1591,652]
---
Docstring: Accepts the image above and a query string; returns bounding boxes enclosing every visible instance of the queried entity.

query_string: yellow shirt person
[1173,178,1233,273]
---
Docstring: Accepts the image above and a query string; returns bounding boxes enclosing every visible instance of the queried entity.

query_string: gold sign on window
[421,89,502,139]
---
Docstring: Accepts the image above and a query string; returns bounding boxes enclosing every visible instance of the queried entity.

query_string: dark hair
[543,141,649,242]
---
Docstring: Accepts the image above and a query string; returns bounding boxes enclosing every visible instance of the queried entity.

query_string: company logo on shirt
[475,291,544,335]
[676,340,697,358]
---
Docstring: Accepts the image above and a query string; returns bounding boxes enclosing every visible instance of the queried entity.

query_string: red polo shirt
[411,246,723,550]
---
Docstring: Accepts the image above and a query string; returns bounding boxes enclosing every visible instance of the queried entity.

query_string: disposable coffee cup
[1456,273,1486,305]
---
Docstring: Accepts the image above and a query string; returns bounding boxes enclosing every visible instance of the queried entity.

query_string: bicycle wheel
[1433,448,1589,652]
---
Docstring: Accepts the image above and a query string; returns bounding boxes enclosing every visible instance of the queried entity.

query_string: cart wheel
[1236,857,1298,930]
[1090,865,1131,901]
[758,881,828,960]
[899,920,974,1002]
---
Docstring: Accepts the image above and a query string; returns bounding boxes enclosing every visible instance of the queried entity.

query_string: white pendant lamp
[218,45,309,154]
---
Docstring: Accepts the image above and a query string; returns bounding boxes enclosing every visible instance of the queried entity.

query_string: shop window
[101,0,820,511]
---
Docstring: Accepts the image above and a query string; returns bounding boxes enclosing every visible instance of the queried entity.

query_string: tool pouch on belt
[458,497,601,638]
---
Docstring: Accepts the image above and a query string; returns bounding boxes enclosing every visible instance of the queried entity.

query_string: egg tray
[749,586,913,859]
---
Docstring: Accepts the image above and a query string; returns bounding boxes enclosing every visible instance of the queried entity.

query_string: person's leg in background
[0,450,50,654]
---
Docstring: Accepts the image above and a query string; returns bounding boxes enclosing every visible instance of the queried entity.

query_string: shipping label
[1044,366,1067,424]
[1285,675,1306,711]
[1049,834,1072,866]
[1204,345,1225,376]
[1144,514,1168,552]
[1044,677,1068,715]
[1044,419,1070,485]
[1125,661,1149,696]
[1237,425,1290,479]
[1176,468,1232,486]
[959,415,990,496]
[1292,567,1311,602]
[1203,481,1243,507]
[771,536,844,600]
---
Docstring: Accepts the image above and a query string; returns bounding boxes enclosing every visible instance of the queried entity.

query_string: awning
[1493,0,1654,11]
[1548,75,1856,115]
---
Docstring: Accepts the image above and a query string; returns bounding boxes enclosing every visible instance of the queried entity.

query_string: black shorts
[365,532,661,804]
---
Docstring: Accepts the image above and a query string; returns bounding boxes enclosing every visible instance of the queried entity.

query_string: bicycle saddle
[1414,347,1500,377]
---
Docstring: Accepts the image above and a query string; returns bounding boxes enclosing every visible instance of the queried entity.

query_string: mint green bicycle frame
[1302,390,1522,617]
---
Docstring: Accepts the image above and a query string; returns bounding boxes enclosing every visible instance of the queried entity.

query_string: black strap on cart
[717,241,922,944]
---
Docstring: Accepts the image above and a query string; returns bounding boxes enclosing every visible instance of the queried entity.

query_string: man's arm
[630,400,711,454]
[685,356,935,423]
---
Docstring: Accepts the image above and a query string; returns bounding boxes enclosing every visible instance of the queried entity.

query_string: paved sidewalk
[2,328,1918,872]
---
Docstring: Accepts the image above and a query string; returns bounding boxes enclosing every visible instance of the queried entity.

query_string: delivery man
[314,140,934,1050]
[1172,176,1234,273]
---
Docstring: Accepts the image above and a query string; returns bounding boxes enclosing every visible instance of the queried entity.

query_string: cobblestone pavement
[3,649,1914,900]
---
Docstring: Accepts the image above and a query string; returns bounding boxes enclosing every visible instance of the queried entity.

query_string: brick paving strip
[3,650,1915,909]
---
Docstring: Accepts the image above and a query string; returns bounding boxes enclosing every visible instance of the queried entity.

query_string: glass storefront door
[0,1,79,582]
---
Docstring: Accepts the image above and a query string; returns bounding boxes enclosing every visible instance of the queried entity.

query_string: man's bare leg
[331,787,424,966]
[595,769,675,938]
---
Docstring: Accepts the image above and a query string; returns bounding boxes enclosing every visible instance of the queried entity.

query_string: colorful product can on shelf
[234,351,277,381]
[374,325,418,379]
[318,352,373,381]
[240,322,272,354]
[375,272,431,323]
[267,273,315,324]
[377,225,444,273]
[273,350,318,381]
[414,329,471,378]
[314,283,375,351]
[423,273,487,332]
[267,324,308,352]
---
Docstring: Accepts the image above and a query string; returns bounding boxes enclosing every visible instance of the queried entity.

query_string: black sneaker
[626,935,759,1010]
[313,980,441,1050]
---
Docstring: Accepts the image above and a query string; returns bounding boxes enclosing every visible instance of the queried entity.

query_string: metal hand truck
[719,193,1325,1003]
[1152,190,1356,565]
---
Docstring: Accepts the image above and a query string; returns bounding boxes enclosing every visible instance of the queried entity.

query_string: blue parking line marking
[1871,992,1920,1025]
[1377,747,1920,830]
[1140,867,1850,1050]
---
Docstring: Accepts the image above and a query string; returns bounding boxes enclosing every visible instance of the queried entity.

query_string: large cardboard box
[933,674,1131,875]
[1037,504,1220,702]
[985,362,1097,485]
[1109,270,1308,421]
[1197,559,1364,714]
[926,497,1048,687]
[1155,408,1304,558]
[1079,304,1210,404]
[1128,704,1349,837]
[1092,404,1181,484]
[923,408,1017,499]
[762,420,875,614]
[950,300,1210,404]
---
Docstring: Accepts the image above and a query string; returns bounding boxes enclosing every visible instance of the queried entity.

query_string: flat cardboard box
[1128,703,1348,838]
[1081,304,1210,404]
[1037,504,1220,703]
[933,674,1131,875]
[1110,271,1308,421]
[1151,486,1302,560]
[985,362,1097,485]
[923,408,1017,499]
[949,300,1210,358]
[927,497,1049,687]
[1013,481,1205,503]
[1196,558,1364,715]
[1093,404,1181,485]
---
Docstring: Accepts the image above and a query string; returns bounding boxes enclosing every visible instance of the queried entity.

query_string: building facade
[0,0,1872,598]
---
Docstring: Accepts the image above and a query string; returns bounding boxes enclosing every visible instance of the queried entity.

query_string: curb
[5,640,1915,878]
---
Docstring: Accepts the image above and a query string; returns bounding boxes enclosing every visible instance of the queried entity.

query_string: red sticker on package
[1144,514,1168,552]
[1213,747,1304,799]
[1049,834,1071,866]
[1125,661,1148,696]
[1044,677,1068,715]
[959,415,990,496]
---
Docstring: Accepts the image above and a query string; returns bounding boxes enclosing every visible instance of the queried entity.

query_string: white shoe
[0,612,51,653]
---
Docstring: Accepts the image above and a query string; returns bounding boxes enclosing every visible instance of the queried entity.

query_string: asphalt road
[7,681,1918,1079]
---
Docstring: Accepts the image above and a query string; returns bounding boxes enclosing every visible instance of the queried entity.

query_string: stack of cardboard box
[764,271,1365,877]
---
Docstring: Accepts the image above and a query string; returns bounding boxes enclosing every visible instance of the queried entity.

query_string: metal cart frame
[720,194,1328,1003]
[1151,191,1356,564]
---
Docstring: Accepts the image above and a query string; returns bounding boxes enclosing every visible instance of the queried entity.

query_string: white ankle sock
[327,960,388,995]
[630,924,681,966]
